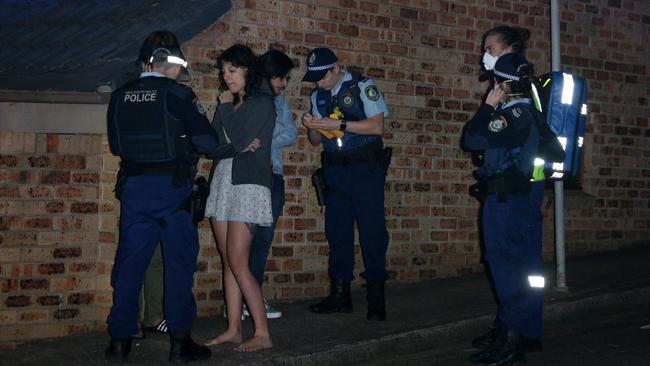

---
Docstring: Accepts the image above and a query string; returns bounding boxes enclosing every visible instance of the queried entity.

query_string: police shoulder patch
[364,85,380,101]
[488,116,508,132]
[193,98,207,116]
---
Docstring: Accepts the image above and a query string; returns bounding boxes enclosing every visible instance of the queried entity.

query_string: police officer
[301,48,390,321]
[105,30,218,363]
[463,53,544,365]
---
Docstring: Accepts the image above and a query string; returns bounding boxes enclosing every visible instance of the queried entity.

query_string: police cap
[302,47,338,82]
[149,46,191,82]
[493,53,529,83]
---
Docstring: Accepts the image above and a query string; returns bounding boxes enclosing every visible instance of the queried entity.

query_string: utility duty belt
[470,174,530,202]
[321,140,391,171]
[114,163,193,200]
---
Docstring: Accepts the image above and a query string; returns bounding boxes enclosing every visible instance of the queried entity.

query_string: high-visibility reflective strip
[531,83,542,112]
[578,136,584,148]
[534,158,545,166]
[167,56,188,68]
[528,276,545,288]
[531,164,545,181]
[581,103,588,115]
[561,73,574,105]
[149,55,188,68]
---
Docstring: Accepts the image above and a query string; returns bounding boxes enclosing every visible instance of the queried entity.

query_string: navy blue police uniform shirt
[463,99,533,152]
[107,72,219,157]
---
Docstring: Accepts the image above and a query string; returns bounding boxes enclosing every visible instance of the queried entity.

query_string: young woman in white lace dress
[203,44,276,352]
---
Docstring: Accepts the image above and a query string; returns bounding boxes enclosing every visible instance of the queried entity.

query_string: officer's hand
[242,138,261,153]
[308,117,339,130]
[486,87,504,108]
[218,91,235,104]
[301,112,314,128]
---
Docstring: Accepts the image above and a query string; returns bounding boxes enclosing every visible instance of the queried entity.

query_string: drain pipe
[550,0,567,290]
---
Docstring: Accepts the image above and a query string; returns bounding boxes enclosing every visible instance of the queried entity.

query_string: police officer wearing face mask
[301,48,391,321]
[105,30,219,363]
[481,26,531,74]
[463,53,544,366]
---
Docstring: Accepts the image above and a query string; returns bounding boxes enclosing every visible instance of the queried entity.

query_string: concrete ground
[1,244,649,365]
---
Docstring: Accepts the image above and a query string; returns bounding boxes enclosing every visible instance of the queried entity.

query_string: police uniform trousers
[483,183,544,340]
[108,174,199,338]
[324,162,389,282]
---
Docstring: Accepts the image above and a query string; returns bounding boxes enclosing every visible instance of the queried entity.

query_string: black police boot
[471,329,526,366]
[169,331,211,364]
[366,280,386,321]
[471,326,502,349]
[105,338,132,363]
[309,279,353,313]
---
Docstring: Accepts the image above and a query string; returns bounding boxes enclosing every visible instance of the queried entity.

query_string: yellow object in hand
[316,107,345,139]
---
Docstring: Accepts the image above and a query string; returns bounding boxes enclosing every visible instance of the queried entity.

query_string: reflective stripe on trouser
[324,163,389,282]
[483,185,543,340]
[108,174,199,338]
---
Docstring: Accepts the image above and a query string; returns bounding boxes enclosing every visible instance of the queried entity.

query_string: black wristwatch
[339,119,347,131]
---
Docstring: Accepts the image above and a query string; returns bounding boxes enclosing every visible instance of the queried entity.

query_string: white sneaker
[242,299,282,319]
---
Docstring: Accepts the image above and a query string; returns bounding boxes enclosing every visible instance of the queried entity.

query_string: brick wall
[0,133,104,346]
[1,0,649,345]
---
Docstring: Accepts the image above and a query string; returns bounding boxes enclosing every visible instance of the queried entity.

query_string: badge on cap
[364,85,380,101]
[488,116,508,132]
[308,53,317,66]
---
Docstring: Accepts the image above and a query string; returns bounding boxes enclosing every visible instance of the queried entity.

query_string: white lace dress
[204,158,272,226]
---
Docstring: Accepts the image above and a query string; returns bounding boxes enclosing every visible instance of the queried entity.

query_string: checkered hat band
[307,62,337,71]
[494,70,520,81]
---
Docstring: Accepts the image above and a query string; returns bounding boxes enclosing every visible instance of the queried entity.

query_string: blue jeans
[249,174,285,286]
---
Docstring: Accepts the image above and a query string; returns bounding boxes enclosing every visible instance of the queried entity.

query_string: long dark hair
[217,44,261,103]
[258,49,295,79]
[483,26,531,54]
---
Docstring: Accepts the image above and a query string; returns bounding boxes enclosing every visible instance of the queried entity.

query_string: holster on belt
[183,176,209,226]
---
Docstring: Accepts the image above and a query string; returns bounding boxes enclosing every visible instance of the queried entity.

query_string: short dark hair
[217,44,261,100]
[258,50,295,79]
[139,30,180,65]
[483,26,531,54]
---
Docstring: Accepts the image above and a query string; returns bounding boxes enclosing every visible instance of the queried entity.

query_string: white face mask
[482,52,499,71]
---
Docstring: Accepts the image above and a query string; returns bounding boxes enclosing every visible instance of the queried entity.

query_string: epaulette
[167,81,193,100]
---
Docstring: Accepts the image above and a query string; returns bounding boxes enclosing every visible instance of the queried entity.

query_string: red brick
[38,263,65,275]
[6,295,31,307]
[54,308,79,320]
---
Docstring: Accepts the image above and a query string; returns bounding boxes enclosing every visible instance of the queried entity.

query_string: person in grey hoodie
[203,44,275,352]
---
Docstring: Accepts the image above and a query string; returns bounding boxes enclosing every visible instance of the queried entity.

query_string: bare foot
[204,329,242,346]
[234,335,273,352]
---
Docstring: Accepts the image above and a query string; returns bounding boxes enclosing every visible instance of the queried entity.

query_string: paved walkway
[2,244,649,365]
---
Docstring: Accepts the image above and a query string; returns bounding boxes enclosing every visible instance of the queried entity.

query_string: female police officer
[301,47,390,321]
[462,53,544,366]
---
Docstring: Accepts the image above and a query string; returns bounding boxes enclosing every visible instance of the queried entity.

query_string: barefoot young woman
[203,44,275,352]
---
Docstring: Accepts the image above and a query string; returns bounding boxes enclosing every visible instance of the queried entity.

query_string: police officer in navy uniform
[105,31,218,363]
[301,48,390,321]
[463,53,544,365]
